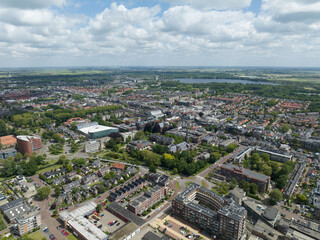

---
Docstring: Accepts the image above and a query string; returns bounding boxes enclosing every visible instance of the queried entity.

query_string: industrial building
[220,164,270,193]
[60,201,108,240]
[172,183,247,240]
[16,135,43,156]
[77,122,118,139]
[107,202,146,240]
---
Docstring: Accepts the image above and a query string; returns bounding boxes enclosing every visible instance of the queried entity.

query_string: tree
[24,153,29,159]
[226,143,237,153]
[67,164,73,172]
[36,186,51,200]
[0,120,7,136]
[54,186,61,197]
[97,185,105,194]
[1,159,16,177]
[209,152,221,163]
[262,164,272,176]
[134,131,144,140]
[269,189,282,205]
[104,172,111,180]
[24,158,38,176]
[14,152,22,161]
[172,168,178,175]
[249,183,258,195]
[149,164,157,173]
[281,124,290,133]
[53,209,58,216]
[96,204,102,213]
[296,194,309,205]
[109,170,115,178]
[72,158,86,167]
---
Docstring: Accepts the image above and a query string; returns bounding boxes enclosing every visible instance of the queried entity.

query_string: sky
[0,0,320,67]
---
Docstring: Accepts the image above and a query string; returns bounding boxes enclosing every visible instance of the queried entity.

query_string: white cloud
[0,1,320,67]
[262,0,320,23]
[160,0,252,10]
[0,0,66,9]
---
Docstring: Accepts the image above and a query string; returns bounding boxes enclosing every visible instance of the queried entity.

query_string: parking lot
[88,209,126,234]
[151,215,210,240]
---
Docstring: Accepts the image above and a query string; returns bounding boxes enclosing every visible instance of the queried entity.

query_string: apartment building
[220,164,270,193]
[172,184,246,240]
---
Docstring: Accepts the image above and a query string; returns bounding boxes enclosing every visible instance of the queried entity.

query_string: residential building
[220,164,270,192]
[172,183,246,240]
[149,134,174,145]
[0,198,41,236]
[127,140,151,151]
[256,148,293,163]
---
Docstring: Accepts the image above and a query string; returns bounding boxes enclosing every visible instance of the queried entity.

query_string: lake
[175,78,278,85]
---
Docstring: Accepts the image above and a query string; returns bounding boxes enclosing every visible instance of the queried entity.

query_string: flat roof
[79,125,117,134]
[68,216,108,240]
[221,164,270,182]
[60,201,96,221]
[108,222,139,240]
[107,202,146,226]
[16,135,41,142]
[0,135,17,145]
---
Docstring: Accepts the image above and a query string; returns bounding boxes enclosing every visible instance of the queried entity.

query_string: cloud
[0,0,66,9]
[262,0,320,23]
[0,1,320,67]
[160,0,252,10]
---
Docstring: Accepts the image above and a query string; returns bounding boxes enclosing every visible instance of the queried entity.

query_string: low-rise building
[0,148,17,159]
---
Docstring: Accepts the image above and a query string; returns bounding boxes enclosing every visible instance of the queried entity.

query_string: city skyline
[1,0,320,67]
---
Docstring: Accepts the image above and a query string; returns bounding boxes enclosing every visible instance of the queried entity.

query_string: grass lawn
[67,234,78,240]
[201,180,208,188]
[186,182,193,187]
[29,231,46,240]
[37,164,62,174]
[175,181,181,190]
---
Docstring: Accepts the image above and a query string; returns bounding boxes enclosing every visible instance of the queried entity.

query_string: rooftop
[60,201,97,221]
[221,163,270,182]
[0,135,17,146]
[68,216,108,240]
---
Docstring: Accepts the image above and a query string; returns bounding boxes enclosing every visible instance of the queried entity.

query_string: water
[175,78,278,85]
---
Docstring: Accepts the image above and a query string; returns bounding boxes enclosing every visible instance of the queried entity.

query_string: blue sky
[0,0,320,67]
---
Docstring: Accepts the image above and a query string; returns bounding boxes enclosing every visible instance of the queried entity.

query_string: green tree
[149,164,157,173]
[296,194,309,205]
[1,159,16,177]
[281,124,290,133]
[96,204,102,213]
[269,189,282,205]
[54,186,61,197]
[67,164,73,172]
[15,152,23,161]
[0,120,7,136]
[134,131,145,140]
[36,186,51,200]
[262,164,272,176]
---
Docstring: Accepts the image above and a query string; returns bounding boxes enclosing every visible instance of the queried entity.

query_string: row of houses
[109,177,147,202]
